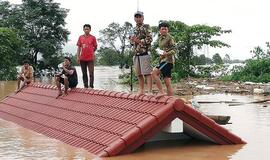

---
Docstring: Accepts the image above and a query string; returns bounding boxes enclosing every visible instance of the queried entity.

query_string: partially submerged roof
[0,84,245,157]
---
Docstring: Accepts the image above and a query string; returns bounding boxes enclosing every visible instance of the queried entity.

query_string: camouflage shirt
[158,33,176,63]
[132,23,152,55]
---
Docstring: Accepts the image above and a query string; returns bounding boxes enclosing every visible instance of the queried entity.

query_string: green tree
[222,58,270,83]
[0,28,23,80]
[0,0,70,68]
[152,21,231,77]
[96,47,121,66]
[212,53,223,64]
[250,42,270,59]
[223,54,231,63]
[98,22,133,67]
[192,54,212,65]
[251,46,264,59]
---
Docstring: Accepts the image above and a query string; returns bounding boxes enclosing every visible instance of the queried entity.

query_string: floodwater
[1,66,270,160]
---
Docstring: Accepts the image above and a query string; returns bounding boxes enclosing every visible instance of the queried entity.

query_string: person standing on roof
[76,24,98,88]
[129,11,153,95]
[152,22,176,96]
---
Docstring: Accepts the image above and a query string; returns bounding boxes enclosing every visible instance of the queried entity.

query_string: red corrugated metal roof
[0,83,245,157]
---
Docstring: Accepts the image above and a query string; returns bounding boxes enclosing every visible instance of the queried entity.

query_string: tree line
[0,0,69,80]
[2,0,269,83]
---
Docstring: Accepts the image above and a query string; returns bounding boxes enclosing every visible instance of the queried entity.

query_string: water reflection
[1,66,270,159]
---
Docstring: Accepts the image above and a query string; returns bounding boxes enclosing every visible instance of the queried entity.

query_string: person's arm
[163,38,176,56]
[29,66,34,81]
[93,36,98,51]
[76,36,82,64]
[19,67,24,77]
[76,46,81,64]
[140,24,153,46]
[62,64,74,75]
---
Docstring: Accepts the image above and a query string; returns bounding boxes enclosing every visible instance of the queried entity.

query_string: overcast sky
[8,0,270,60]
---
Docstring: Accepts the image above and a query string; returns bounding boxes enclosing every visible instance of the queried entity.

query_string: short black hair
[83,24,91,29]
[64,56,71,62]
[158,22,169,29]
[23,60,29,64]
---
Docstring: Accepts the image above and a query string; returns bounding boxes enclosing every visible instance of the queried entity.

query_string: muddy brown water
[1,66,270,160]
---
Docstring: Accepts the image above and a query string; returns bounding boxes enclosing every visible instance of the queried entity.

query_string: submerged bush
[221,59,270,83]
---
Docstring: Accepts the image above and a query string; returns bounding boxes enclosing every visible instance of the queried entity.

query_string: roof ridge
[15,91,160,120]
[31,83,175,104]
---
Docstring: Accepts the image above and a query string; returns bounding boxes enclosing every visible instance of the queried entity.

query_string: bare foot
[136,92,145,96]
[62,92,68,97]
[145,91,154,96]
[135,92,145,99]
[56,91,63,98]
[155,93,166,99]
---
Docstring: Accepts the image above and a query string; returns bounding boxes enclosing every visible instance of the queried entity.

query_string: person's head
[83,24,91,35]
[134,11,144,25]
[64,56,71,66]
[158,22,169,36]
[23,60,29,69]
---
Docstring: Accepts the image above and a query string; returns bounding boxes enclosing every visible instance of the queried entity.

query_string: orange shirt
[77,34,97,61]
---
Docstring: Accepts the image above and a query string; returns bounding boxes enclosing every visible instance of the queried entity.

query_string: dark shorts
[156,62,173,78]
[59,77,78,88]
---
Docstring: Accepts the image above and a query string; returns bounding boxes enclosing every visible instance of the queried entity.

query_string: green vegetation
[98,22,133,68]
[221,42,270,83]
[1,0,69,76]
[98,20,231,83]
[221,59,270,83]
[2,1,269,84]
[212,53,223,64]
[0,28,23,80]
[151,21,231,79]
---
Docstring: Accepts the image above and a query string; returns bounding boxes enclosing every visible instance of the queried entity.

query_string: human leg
[139,54,153,94]
[56,76,63,96]
[16,76,27,92]
[87,61,94,88]
[80,61,88,88]
[63,77,69,96]
[152,68,165,95]
[161,63,173,96]
[16,76,23,90]
[164,77,173,96]
[137,75,145,94]
[133,56,143,94]
[146,74,152,94]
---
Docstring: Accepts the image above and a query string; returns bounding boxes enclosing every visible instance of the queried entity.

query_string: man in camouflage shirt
[152,22,176,96]
[130,11,153,95]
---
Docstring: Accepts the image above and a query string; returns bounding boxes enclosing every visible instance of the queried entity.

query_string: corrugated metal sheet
[0,84,245,157]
